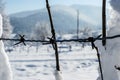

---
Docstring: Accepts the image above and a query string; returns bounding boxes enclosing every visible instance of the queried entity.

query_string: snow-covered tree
[80,27,92,47]
[81,27,92,38]
[31,22,51,40]
[0,0,5,14]
[0,14,12,80]
[0,0,13,38]
[2,15,13,38]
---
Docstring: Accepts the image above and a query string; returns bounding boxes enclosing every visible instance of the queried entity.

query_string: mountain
[71,5,102,25]
[10,10,40,18]
[9,5,104,35]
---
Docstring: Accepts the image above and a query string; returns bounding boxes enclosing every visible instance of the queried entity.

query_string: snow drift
[97,0,120,80]
[0,14,12,80]
[54,70,63,80]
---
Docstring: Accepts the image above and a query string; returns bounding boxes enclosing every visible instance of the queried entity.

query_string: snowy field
[7,44,99,80]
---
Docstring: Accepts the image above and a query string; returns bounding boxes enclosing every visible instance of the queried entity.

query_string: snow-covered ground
[7,44,99,80]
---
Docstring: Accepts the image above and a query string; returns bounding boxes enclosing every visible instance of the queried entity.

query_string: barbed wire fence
[1,31,120,80]
[1,0,118,80]
[1,34,120,44]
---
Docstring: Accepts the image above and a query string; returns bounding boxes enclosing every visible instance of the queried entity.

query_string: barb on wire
[87,35,102,49]
[115,65,120,71]
[14,34,26,46]
[43,37,56,50]
[0,35,49,46]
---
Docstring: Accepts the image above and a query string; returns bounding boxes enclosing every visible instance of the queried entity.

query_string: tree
[31,22,51,40]
[31,22,51,52]
[80,27,92,47]
[81,27,92,38]
[0,0,13,38]
[2,15,13,38]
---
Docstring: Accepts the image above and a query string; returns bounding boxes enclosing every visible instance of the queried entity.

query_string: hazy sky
[5,0,109,14]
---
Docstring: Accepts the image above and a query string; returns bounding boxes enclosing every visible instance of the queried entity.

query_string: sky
[5,0,109,14]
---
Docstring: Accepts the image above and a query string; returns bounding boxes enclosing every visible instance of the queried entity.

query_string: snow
[0,14,12,80]
[6,44,99,80]
[97,0,120,80]
[54,70,63,80]
[2,0,120,80]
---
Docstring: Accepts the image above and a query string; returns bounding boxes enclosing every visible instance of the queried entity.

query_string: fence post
[46,0,60,71]
[102,0,106,47]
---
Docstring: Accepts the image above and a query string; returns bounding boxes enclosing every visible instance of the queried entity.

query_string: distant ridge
[9,5,104,34]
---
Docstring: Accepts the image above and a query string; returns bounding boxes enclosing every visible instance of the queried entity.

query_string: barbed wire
[0,34,120,45]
